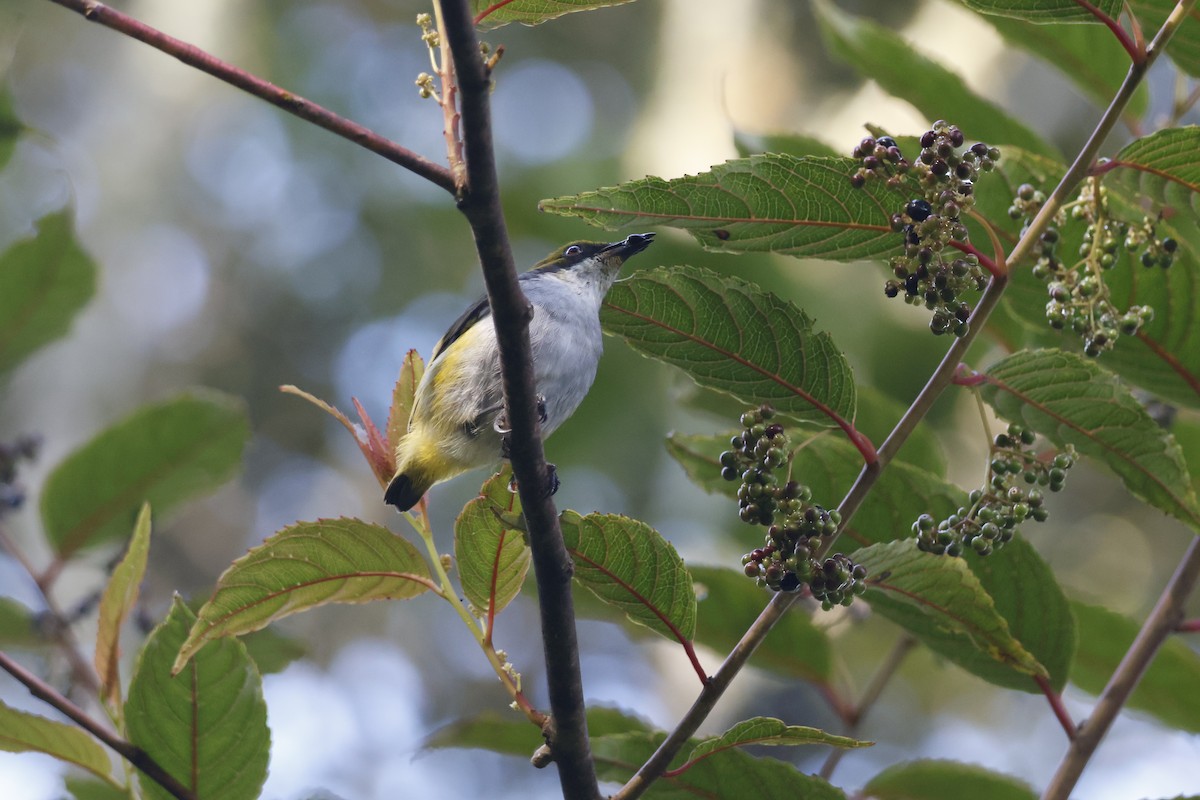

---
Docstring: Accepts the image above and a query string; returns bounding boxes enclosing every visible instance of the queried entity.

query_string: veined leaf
[473,0,636,29]
[174,517,435,671]
[559,511,697,643]
[425,706,652,757]
[541,154,913,261]
[94,502,152,707]
[854,540,1047,682]
[1128,0,1200,77]
[602,267,857,429]
[956,0,1122,22]
[127,597,269,800]
[1105,127,1200,218]
[979,348,1200,529]
[815,1,1057,157]
[41,392,249,558]
[685,718,870,767]
[1070,600,1200,732]
[865,758,1037,800]
[0,211,96,377]
[386,349,424,453]
[0,700,116,786]
[455,469,530,617]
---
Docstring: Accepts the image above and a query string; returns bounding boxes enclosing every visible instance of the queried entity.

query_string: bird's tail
[384,470,430,512]
[385,425,451,511]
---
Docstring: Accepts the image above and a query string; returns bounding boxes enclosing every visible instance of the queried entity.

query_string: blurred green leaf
[734,131,840,159]
[41,392,249,558]
[956,0,1122,22]
[815,1,1057,157]
[854,540,1048,684]
[239,625,307,675]
[64,777,130,800]
[1129,0,1200,76]
[0,211,96,377]
[0,700,116,786]
[473,0,637,29]
[1070,600,1200,732]
[980,348,1200,529]
[127,597,269,800]
[686,717,870,765]
[455,469,529,616]
[559,510,697,643]
[386,349,424,453]
[0,86,24,171]
[691,565,833,683]
[542,155,913,260]
[94,502,152,707]
[602,267,856,428]
[425,706,652,756]
[0,597,41,647]
[865,758,1037,800]
[175,517,435,671]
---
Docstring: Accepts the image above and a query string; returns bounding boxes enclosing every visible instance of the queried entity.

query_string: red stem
[1178,618,1200,632]
[1036,673,1077,739]
[474,0,521,26]
[1075,0,1142,62]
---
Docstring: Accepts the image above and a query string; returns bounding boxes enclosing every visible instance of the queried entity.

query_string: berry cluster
[1021,178,1172,357]
[851,122,998,338]
[722,406,866,608]
[915,423,1074,557]
[0,436,39,514]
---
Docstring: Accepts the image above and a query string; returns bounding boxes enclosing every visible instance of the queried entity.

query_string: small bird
[385,232,656,511]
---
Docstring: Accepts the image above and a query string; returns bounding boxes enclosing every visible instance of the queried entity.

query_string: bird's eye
[564,245,582,257]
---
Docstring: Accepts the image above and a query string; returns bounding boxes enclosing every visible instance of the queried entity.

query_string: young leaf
[94,502,152,707]
[0,211,97,377]
[281,385,393,485]
[865,758,1038,800]
[853,540,1048,683]
[455,469,530,617]
[1070,600,1200,732]
[0,700,116,786]
[40,392,248,559]
[814,1,1057,157]
[0,86,25,172]
[685,718,871,766]
[127,597,269,800]
[473,0,636,30]
[956,0,1122,23]
[174,517,436,671]
[559,510,697,643]
[602,266,857,429]
[979,348,1200,530]
[542,154,913,261]
[691,565,833,683]
[591,731,847,800]
[386,349,424,453]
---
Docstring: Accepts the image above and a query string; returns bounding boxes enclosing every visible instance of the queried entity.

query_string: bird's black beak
[603,232,656,260]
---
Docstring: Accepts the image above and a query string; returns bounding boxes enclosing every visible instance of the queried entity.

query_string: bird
[384,232,656,511]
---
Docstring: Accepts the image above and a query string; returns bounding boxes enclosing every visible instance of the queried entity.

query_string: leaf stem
[1076,0,1141,62]
[1035,673,1077,739]
[1178,618,1200,632]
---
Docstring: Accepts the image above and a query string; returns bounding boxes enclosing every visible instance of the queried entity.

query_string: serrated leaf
[281,385,393,485]
[41,392,249,559]
[425,706,652,756]
[685,717,870,766]
[0,597,41,647]
[174,517,435,671]
[1106,127,1200,218]
[1070,600,1200,732]
[691,565,833,683]
[602,266,856,429]
[0,700,116,786]
[0,211,96,377]
[542,154,915,260]
[386,349,424,453]
[854,540,1047,682]
[592,731,846,800]
[865,758,1037,800]
[559,510,696,643]
[456,469,530,616]
[473,0,636,29]
[957,0,1122,22]
[1129,0,1200,77]
[979,349,1200,529]
[0,86,24,172]
[127,597,269,800]
[94,502,152,707]
[815,1,1057,157]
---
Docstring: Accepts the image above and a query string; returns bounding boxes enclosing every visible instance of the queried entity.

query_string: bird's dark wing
[431,294,491,360]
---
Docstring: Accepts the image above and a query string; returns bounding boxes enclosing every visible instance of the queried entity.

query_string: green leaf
[602,266,856,428]
[455,469,530,616]
[1070,600,1200,732]
[127,597,269,800]
[386,349,424,453]
[0,597,41,647]
[64,777,131,800]
[979,348,1200,529]
[174,517,435,671]
[41,391,249,558]
[472,0,637,29]
[963,535,1076,692]
[956,0,1122,22]
[815,0,1057,157]
[559,510,697,643]
[691,565,833,683]
[865,759,1037,800]
[0,700,116,786]
[0,211,96,377]
[425,706,652,757]
[592,731,846,800]
[686,717,871,766]
[1129,0,1200,77]
[1106,127,1200,220]
[542,154,914,261]
[0,85,24,172]
[94,502,152,707]
[734,131,840,159]
[239,625,307,675]
[853,540,1048,684]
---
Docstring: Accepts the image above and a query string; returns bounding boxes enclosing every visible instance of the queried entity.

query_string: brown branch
[0,650,196,800]
[45,0,457,194]
[436,2,599,799]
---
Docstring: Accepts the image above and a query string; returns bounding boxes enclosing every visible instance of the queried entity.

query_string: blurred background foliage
[0,0,1197,798]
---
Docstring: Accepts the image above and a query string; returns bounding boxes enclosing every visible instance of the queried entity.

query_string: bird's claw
[506,463,560,499]
[493,395,549,436]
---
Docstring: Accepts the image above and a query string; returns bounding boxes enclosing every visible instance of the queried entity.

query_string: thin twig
[1035,674,1077,739]
[0,650,196,800]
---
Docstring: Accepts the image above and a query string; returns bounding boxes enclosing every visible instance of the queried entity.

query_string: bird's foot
[493,395,549,436]
[536,394,548,424]
[505,463,560,499]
